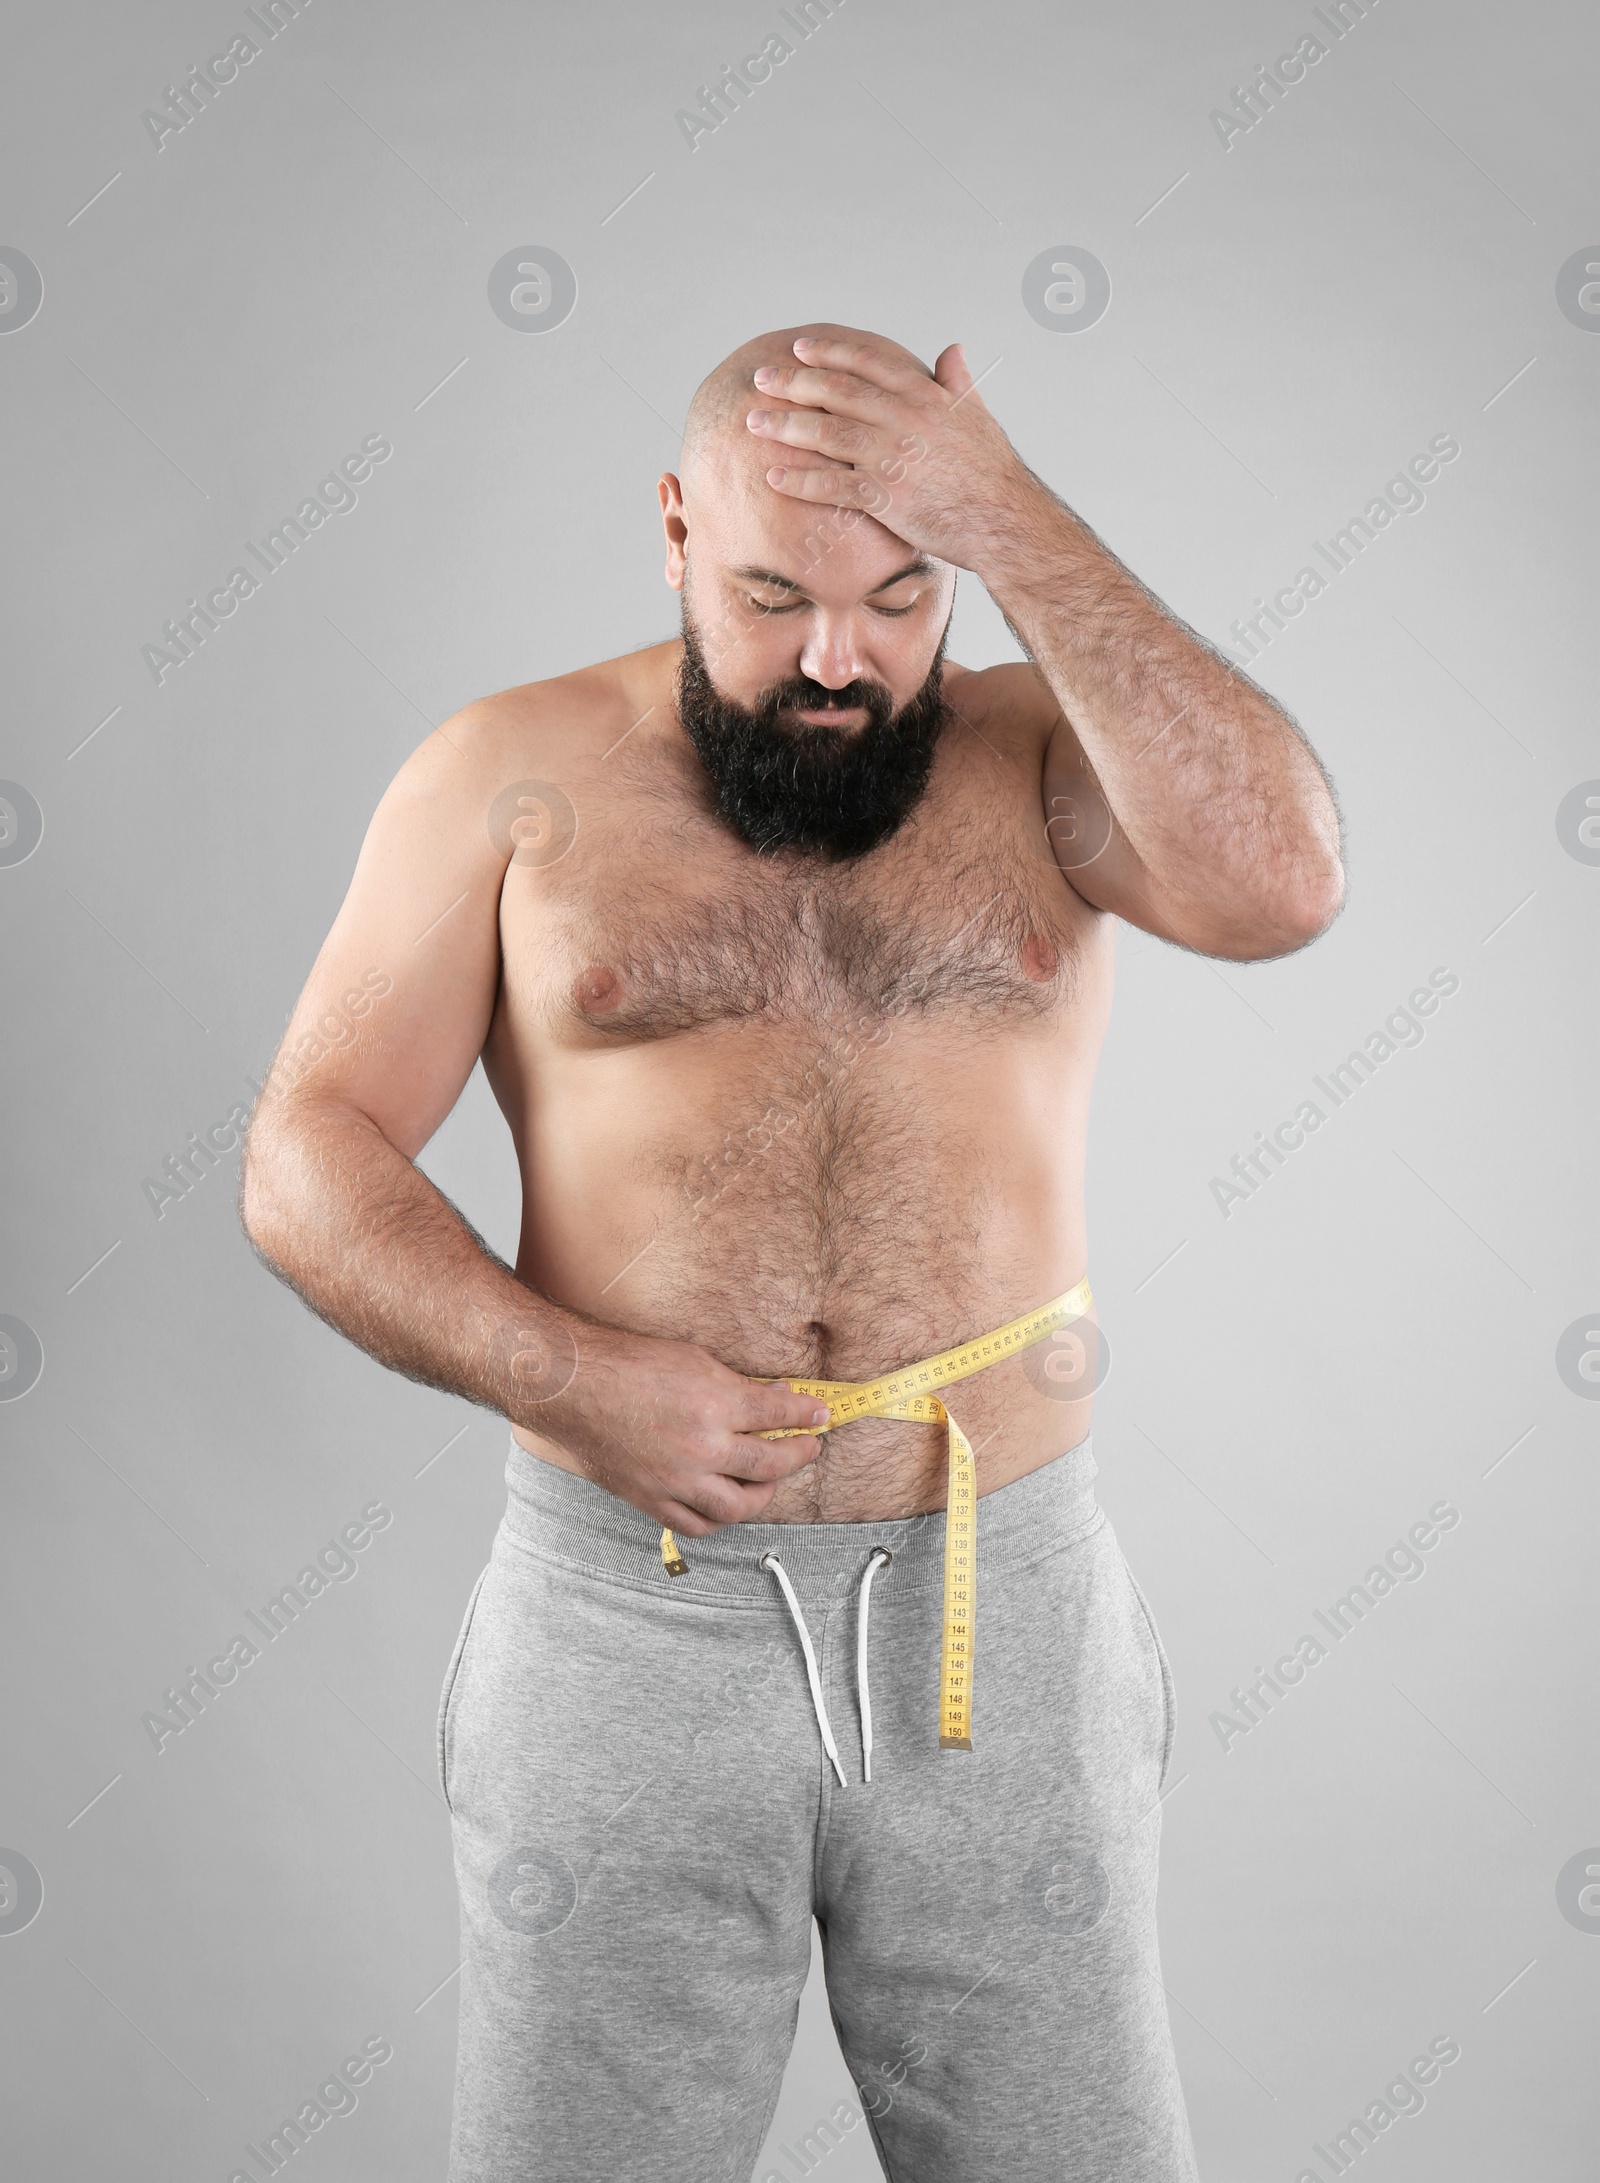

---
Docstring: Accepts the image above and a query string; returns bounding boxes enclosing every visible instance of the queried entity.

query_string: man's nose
[798,621,867,689]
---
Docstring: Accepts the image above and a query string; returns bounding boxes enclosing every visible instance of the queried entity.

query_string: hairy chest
[505,798,1086,1047]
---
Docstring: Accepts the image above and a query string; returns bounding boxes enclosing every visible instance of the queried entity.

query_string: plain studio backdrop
[1,1,1595,2176]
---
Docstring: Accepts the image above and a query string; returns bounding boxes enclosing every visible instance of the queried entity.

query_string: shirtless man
[240,324,1342,2183]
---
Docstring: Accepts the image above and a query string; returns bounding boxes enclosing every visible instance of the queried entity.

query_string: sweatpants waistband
[500,1434,1102,1604]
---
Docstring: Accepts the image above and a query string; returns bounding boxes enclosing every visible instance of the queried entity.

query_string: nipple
[575,965,622,1012]
[1020,933,1059,983]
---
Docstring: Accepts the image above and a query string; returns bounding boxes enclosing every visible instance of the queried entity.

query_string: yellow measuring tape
[659,1276,1094,1751]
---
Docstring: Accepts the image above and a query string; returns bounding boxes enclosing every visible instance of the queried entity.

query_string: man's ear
[659,473,688,591]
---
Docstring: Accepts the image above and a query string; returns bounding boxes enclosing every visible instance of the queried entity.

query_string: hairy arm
[744,328,1346,960]
[239,695,826,1532]
[984,485,1345,959]
[239,704,573,1415]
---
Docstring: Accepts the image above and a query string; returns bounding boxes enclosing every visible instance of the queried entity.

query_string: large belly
[496,1006,1101,1519]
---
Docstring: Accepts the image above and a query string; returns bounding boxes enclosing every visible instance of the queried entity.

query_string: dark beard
[675,608,951,860]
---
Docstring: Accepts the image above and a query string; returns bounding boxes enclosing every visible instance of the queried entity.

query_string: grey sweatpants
[438,1434,1199,2182]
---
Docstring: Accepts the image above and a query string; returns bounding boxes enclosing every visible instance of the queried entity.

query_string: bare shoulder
[403,645,669,803]
[261,649,673,1144]
[944,659,1062,760]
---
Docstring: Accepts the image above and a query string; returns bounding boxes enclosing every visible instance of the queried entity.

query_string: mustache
[773,679,879,706]
[742,674,897,734]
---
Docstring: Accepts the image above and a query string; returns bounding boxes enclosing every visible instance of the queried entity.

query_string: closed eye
[741,594,920,618]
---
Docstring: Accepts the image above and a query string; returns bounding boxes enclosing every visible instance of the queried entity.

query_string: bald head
[678,321,866,504]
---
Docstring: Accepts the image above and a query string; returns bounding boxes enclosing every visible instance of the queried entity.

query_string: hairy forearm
[976,472,1344,946]
[239,1092,587,1425]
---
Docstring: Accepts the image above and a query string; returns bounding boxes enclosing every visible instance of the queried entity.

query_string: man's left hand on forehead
[743,332,1030,573]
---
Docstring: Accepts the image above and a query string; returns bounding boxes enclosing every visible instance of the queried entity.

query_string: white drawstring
[760,1548,893,1787]
[857,1547,892,1782]
[759,1553,846,1786]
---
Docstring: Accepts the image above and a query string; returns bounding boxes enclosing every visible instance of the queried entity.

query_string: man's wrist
[486,1287,592,1425]
[965,464,1093,606]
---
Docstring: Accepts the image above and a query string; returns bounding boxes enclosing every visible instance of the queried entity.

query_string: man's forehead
[693,462,942,594]
[710,516,939,602]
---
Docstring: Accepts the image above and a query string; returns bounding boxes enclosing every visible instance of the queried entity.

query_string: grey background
[2,0,1595,2176]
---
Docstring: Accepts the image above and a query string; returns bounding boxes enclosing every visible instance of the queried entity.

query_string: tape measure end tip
[939,1735,974,1752]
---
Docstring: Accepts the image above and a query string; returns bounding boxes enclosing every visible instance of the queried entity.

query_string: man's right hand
[530,1322,832,1536]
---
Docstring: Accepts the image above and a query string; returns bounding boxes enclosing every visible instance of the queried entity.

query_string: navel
[574,964,623,1012]
[1020,933,1059,983]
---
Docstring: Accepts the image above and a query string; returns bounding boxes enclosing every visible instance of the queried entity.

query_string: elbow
[1230,763,1346,956]
[1201,852,1346,961]
[237,1144,273,1260]
[237,1102,290,1263]
[1273,780,1348,950]
[1271,850,1346,954]
[237,1148,269,1254]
